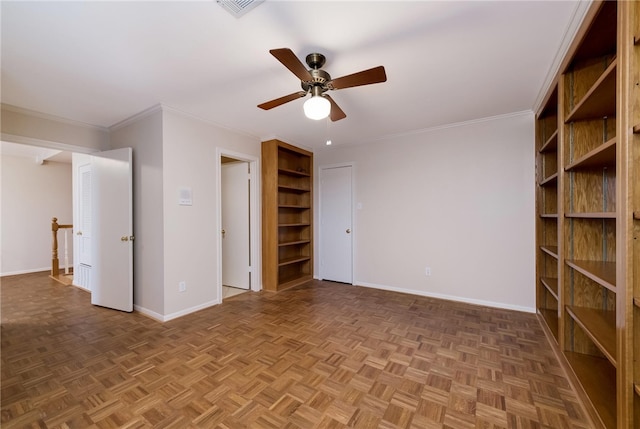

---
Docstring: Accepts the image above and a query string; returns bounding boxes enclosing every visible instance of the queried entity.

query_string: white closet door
[320,165,353,284]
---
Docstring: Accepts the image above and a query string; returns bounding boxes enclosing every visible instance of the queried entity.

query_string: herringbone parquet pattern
[1,272,593,428]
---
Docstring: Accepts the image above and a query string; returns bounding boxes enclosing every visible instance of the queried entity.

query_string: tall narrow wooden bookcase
[262,139,313,292]
[535,1,639,428]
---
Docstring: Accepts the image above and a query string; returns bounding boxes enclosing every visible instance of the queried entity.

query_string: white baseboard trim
[134,299,222,323]
[71,283,90,292]
[355,280,535,314]
[1,267,50,277]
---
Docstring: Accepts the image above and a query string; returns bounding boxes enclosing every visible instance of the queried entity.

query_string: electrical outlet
[179,281,186,292]
[425,267,431,276]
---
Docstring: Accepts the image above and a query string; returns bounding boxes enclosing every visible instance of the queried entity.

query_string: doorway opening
[217,150,260,301]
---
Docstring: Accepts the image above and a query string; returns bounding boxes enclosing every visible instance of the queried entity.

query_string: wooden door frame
[215,148,260,298]
[317,162,355,284]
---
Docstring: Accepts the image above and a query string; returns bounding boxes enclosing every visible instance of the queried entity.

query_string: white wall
[314,112,536,312]
[1,155,73,275]
[110,107,165,316]
[161,108,259,319]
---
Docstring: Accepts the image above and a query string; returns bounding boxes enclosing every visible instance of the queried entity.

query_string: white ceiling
[1,1,582,150]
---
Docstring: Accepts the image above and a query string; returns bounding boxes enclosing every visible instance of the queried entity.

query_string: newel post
[51,217,59,277]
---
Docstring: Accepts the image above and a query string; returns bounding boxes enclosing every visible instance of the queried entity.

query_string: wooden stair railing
[51,217,73,283]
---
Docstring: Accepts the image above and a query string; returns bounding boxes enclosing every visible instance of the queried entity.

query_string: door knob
[121,236,129,242]
[76,231,83,236]
[346,228,351,234]
[222,229,226,237]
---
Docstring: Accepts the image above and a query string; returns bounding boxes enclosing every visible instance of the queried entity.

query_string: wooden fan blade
[258,91,307,110]
[328,66,387,90]
[270,48,313,82]
[325,95,346,121]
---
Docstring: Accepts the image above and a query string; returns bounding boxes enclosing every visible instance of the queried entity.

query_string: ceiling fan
[258,48,387,121]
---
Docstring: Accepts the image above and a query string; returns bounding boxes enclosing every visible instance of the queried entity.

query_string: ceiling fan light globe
[303,95,331,120]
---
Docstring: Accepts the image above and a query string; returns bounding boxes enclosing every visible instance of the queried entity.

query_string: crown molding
[532,0,591,113]
[1,103,108,132]
[108,104,164,132]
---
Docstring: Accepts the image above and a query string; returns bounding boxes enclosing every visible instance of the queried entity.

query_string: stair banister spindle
[51,217,59,277]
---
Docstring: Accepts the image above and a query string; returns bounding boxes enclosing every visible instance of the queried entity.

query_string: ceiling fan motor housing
[305,53,326,69]
[301,69,331,94]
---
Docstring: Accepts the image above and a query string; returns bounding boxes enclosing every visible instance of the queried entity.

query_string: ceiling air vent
[217,0,265,18]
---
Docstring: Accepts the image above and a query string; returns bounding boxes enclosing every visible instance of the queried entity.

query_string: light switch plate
[179,187,192,206]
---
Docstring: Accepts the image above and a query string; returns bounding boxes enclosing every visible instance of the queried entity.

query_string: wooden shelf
[565,137,616,171]
[566,306,616,366]
[279,205,310,209]
[277,273,312,291]
[568,1,617,64]
[539,308,559,341]
[635,384,640,397]
[633,123,640,134]
[278,185,310,193]
[634,211,640,220]
[278,167,310,177]
[541,277,559,299]
[564,351,616,429]
[565,59,617,123]
[540,213,558,218]
[278,223,310,228]
[279,240,310,247]
[540,245,559,259]
[539,129,558,152]
[278,256,311,267]
[565,260,616,291]
[565,212,616,219]
[539,172,558,186]
[634,297,640,308]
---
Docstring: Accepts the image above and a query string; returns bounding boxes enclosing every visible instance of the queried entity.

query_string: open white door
[221,162,250,290]
[90,148,133,312]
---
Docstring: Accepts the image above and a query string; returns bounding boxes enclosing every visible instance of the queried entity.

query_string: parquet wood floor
[1,272,593,428]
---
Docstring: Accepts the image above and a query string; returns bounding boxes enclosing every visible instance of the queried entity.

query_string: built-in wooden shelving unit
[630,0,640,427]
[535,1,638,427]
[536,82,560,344]
[262,139,313,291]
